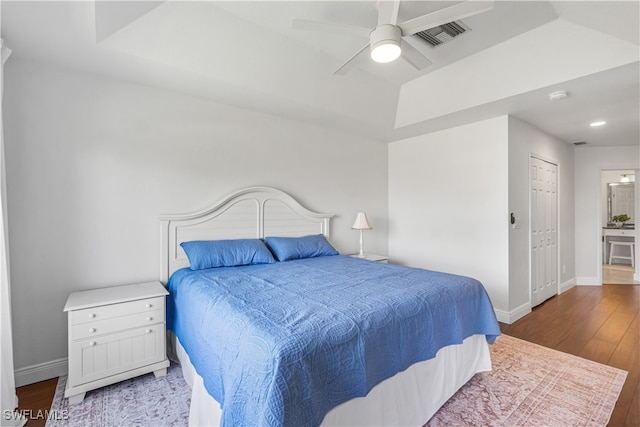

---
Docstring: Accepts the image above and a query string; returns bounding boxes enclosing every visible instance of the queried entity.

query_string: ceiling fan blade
[376,0,400,26]
[398,0,494,36]
[292,18,370,39]
[400,39,432,70]
[334,43,370,75]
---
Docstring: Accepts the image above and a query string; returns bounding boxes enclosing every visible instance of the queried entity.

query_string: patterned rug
[426,335,627,426]
[46,336,627,427]
[46,364,190,427]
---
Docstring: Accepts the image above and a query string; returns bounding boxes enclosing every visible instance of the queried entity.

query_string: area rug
[426,335,627,427]
[45,364,190,427]
[46,336,627,427]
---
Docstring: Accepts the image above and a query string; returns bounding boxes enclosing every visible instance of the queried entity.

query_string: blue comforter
[167,255,500,427]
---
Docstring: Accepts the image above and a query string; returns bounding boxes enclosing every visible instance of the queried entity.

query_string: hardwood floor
[15,285,639,427]
[15,378,58,427]
[501,284,640,427]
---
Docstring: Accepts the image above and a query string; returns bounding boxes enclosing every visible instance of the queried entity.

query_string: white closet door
[531,157,558,307]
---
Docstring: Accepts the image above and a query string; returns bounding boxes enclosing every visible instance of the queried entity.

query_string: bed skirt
[168,331,491,426]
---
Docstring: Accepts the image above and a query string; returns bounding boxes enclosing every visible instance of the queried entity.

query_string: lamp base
[358,230,366,259]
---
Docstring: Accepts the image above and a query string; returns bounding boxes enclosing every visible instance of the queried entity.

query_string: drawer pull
[89,341,96,346]
[147,317,153,321]
[89,328,96,333]
[89,313,96,319]
[146,329,152,334]
[146,304,153,308]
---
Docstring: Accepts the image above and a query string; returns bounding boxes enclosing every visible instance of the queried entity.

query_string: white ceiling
[2,1,639,146]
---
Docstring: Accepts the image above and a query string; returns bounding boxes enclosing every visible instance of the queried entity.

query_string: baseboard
[15,357,68,387]
[575,276,602,286]
[494,302,531,325]
[559,278,577,294]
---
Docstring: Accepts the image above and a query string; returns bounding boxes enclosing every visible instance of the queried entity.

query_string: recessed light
[590,121,606,127]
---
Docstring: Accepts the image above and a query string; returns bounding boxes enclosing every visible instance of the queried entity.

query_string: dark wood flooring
[16,284,639,427]
[15,378,57,427]
[501,284,640,427]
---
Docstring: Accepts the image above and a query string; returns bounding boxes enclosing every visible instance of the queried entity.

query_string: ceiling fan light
[369,24,402,63]
[371,41,401,63]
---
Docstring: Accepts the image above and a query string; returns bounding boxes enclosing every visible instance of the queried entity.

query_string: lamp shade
[351,212,372,230]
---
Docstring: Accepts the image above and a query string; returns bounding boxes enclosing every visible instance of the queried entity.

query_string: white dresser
[63,281,170,404]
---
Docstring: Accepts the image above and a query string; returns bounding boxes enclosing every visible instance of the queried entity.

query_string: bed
[159,187,500,426]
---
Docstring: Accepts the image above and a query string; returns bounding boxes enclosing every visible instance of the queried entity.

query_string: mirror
[607,182,635,226]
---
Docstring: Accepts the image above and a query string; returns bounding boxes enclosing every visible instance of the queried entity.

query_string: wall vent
[413,21,470,47]
[573,141,588,146]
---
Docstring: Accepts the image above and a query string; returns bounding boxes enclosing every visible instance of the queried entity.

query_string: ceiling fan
[292,0,494,75]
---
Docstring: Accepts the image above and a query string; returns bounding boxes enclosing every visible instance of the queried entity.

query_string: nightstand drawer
[72,309,164,339]
[70,297,164,325]
[68,325,166,386]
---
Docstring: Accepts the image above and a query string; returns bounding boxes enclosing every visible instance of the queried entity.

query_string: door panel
[531,157,558,307]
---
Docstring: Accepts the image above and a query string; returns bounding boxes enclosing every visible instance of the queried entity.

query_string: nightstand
[63,281,170,404]
[350,253,390,263]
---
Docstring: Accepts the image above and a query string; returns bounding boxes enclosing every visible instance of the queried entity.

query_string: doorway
[531,156,558,307]
[601,169,637,285]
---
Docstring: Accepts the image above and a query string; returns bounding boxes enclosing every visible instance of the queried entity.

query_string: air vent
[573,141,589,146]
[413,21,470,47]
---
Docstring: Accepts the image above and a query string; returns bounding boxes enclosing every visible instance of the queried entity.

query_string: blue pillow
[180,239,276,270]
[264,234,338,262]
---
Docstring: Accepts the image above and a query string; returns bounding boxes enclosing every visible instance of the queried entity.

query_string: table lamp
[351,212,372,258]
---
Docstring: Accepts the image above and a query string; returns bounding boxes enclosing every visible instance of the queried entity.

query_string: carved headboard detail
[158,187,334,283]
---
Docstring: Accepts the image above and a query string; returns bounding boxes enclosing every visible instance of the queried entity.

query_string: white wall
[508,117,575,319]
[388,116,510,317]
[575,146,640,284]
[389,115,577,324]
[4,58,389,383]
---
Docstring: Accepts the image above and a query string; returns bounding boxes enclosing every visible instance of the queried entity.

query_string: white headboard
[158,187,335,283]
